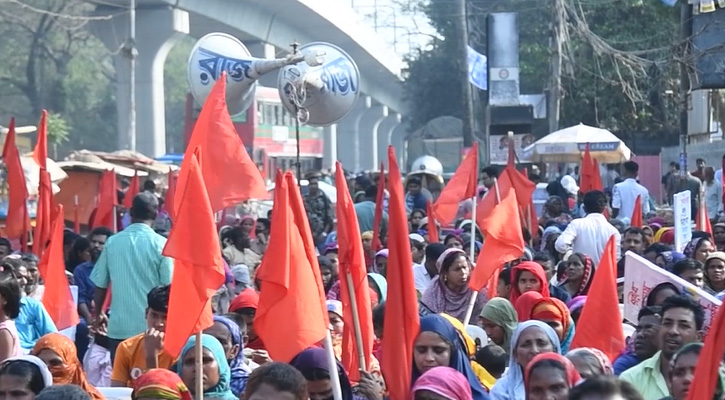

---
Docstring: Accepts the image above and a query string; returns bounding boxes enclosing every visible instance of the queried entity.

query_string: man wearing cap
[303,171,334,248]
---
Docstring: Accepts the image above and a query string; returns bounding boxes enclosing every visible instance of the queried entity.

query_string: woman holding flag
[421,249,486,322]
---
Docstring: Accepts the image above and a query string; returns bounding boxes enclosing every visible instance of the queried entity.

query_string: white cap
[409,233,425,243]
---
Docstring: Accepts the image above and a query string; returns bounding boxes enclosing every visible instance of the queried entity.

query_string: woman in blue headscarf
[289,347,358,400]
[177,334,238,400]
[412,315,489,400]
[368,273,387,305]
[489,320,561,400]
[204,315,251,396]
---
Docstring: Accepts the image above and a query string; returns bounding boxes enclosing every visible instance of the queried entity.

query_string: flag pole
[194,331,203,400]
[323,331,344,400]
[345,271,367,372]
[74,195,80,234]
[463,179,501,327]
[469,197,476,260]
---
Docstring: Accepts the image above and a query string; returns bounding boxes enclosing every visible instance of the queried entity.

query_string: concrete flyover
[88,0,407,170]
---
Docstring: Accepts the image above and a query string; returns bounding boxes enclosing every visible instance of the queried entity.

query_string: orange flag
[176,72,266,214]
[33,169,52,257]
[164,168,176,221]
[580,143,603,193]
[162,149,224,358]
[32,110,47,170]
[426,200,439,243]
[697,201,713,237]
[122,171,140,209]
[255,171,328,363]
[2,119,31,242]
[685,300,725,400]
[476,167,534,231]
[631,195,643,228]
[381,146,420,400]
[591,157,604,191]
[372,162,385,251]
[470,188,525,291]
[569,235,625,360]
[92,170,118,231]
[38,204,79,330]
[433,142,479,225]
[335,162,374,382]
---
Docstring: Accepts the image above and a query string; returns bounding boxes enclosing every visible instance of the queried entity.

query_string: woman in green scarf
[478,298,518,353]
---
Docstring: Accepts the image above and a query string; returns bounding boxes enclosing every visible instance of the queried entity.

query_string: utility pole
[679,2,693,176]
[548,0,565,133]
[456,0,475,149]
[127,0,137,151]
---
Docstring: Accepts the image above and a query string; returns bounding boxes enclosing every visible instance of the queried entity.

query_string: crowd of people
[0,158,721,400]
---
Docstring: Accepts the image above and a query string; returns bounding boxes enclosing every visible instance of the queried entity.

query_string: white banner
[623,252,721,332]
[489,134,535,165]
[673,191,692,252]
[466,45,487,90]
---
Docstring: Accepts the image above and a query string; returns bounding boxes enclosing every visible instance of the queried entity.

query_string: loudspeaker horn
[188,32,324,116]
[277,42,361,126]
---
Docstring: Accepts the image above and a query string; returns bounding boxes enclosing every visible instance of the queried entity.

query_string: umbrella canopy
[523,123,632,163]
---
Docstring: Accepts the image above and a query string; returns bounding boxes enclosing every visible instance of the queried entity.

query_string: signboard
[489,134,535,165]
[624,252,721,331]
[576,142,620,152]
[673,191,692,252]
[466,46,487,91]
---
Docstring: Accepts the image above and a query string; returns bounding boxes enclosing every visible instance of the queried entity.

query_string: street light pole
[456,0,475,148]
[128,0,137,151]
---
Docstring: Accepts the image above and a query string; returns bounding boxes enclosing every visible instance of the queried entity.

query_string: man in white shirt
[555,190,621,265]
[612,161,650,220]
[413,243,446,295]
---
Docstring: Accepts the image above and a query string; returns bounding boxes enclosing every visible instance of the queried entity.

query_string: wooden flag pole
[345,271,367,372]
[323,331,344,400]
[195,331,203,400]
[469,197,477,261]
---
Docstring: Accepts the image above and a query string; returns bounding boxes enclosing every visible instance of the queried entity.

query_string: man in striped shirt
[91,192,174,361]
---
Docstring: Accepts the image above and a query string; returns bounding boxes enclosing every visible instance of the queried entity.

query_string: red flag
[569,235,625,360]
[92,170,118,231]
[122,171,139,209]
[580,144,603,193]
[591,157,604,192]
[631,195,643,228]
[176,72,266,214]
[335,162,374,382]
[470,188,525,291]
[697,201,713,237]
[381,146,420,400]
[433,142,478,225]
[162,149,224,358]
[255,171,328,363]
[33,169,52,257]
[2,119,31,241]
[426,200,439,243]
[32,110,47,170]
[164,168,176,221]
[476,167,535,230]
[372,162,385,251]
[38,204,79,330]
[685,300,725,400]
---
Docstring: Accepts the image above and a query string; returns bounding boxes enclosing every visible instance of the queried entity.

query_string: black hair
[63,231,79,247]
[0,258,22,275]
[582,190,607,214]
[645,282,680,306]
[66,237,90,273]
[696,158,705,163]
[89,226,113,239]
[20,253,38,265]
[624,161,639,175]
[498,266,512,285]
[532,252,553,264]
[297,366,330,381]
[521,228,531,244]
[0,359,47,394]
[147,285,170,314]
[406,176,422,187]
[439,251,468,274]
[670,161,678,167]
[623,227,645,241]
[443,234,462,246]
[638,305,662,320]
[372,303,385,334]
[661,295,705,331]
[672,259,704,278]
[317,256,332,271]
[242,362,308,400]
[364,185,377,200]
[568,376,644,400]
[425,243,446,263]
[525,359,567,385]
[644,243,672,256]
[671,342,703,367]
[36,385,92,400]
[481,166,500,179]
[223,312,247,333]
[227,227,250,249]
[130,192,159,221]
[143,180,156,192]
[0,271,21,319]
[674,163,681,171]
[410,239,425,252]
[234,307,256,318]
[475,345,507,377]
[256,218,270,230]
[410,209,426,218]
[692,230,712,241]
[0,238,12,253]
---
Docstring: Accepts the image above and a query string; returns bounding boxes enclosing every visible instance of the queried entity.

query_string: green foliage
[45,112,69,145]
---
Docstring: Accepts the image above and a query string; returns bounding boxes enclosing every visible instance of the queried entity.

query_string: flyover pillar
[323,124,337,170]
[91,6,189,157]
[336,96,371,172]
[358,104,388,171]
[390,124,408,170]
[378,112,401,166]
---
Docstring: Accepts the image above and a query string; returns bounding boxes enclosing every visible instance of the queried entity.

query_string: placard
[623,252,721,331]
[673,191,692,252]
[489,134,535,165]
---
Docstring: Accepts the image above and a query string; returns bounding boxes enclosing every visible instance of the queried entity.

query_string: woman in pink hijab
[411,366,473,400]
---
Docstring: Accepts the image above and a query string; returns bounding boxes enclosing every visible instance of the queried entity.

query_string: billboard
[489,134,535,165]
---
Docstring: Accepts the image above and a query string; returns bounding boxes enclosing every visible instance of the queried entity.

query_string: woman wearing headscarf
[206,315,251,396]
[557,253,595,298]
[490,321,561,400]
[31,333,105,400]
[374,249,389,276]
[289,347,363,400]
[565,348,614,378]
[479,298,519,353]
[713,223,725,251]
[524,353,581,400]
[514,292,543,323]
[412,315,489,400]
[421,249,486,322]
[440,313,497,391]
[319,256,337,294]
[132,369,192,400]
[411,366,473,400]
[509,262,551,306]
[683,237,714,262]
[529,297,575,354]
[655,251,686,271]
[539,196,572,225]
[566,296,587,324]
[177,334,237,400]
[705,251,725,294]
[540,226,564,265]
[368,273,387,306]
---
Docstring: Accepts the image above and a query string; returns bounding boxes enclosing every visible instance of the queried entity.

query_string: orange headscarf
[31,333,105,400]
[514,291,544,322]
[509,262,551,305]
[530,298,571,341]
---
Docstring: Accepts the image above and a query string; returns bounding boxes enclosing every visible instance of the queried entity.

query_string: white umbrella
[523,123,632,163]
